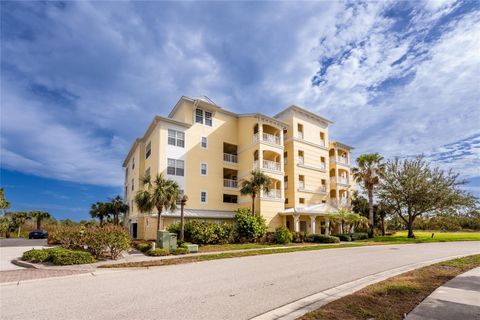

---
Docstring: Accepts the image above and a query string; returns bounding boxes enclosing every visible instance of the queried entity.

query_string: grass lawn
[364,230,480,243]
[198,242,317,253]
[299,254,480,320]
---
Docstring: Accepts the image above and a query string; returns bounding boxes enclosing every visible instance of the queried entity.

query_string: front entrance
[300,221,307,232]
[131,223,138,239]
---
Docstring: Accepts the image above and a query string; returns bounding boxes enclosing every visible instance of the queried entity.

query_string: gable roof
[274,105,333,125]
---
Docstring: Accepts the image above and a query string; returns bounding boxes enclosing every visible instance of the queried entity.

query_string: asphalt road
[0,238,47,247]
[1,242,479,320]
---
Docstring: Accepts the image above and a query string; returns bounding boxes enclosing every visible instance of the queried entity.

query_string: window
[167,158,184,176]
[195,109,213,127]
[132,157,135,170]
[124,186,128,198]
[200,163,208,176]
[201,137,208,149]
[285,198,288,204]
[298,150,304,164]
[299,198,305,204]
[131,200,134,211]
[145,141,151,159]
[297,123,304,139]
[145,167,150,178]
[223,194,238,203]
[200,191,207,204]
[320,132,325,146]
[195,108,203,124]
[131,178,134,191]
[284,176,288,189]
[299,175,305,189]
[320,156,326,169]
[284,151,288,164]
[168,129,185,148]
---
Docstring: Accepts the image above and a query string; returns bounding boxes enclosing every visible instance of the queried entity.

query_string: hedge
[22,248,95,265]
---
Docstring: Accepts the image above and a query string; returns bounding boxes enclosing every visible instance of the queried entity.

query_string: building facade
[123,96,354,240]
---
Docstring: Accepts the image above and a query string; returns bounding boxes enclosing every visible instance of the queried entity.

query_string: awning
[160,209,235,219]
[279,203,338,216]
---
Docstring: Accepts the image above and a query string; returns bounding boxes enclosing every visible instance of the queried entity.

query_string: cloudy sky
[1,0,479,220]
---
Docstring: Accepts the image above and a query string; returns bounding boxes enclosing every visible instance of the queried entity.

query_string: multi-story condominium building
[123,96,354,240]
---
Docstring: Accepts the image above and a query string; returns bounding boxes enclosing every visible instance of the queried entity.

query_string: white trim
[200,190,208,204]
[200,162,208,176]
[201,136,208,149]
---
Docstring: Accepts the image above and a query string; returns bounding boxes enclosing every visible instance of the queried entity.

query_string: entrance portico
[279,203,338,235]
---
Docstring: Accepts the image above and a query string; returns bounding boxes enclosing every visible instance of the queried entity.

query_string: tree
[240,170,272,215]
[6,211,30,237]
[345,212,369,233]
[351,153,385,237]
[109,195,128,225]
[0,188,10,213]
[180,194,188,241]
[135,173,180,231]
[30,210,51,230]
[90,202,110,227]
[378,156,477,238]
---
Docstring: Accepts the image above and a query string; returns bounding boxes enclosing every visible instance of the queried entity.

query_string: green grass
[198,242,312,252]
[363,231,480,243]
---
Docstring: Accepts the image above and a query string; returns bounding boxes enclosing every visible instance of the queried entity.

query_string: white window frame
[131,178,134,191]
[145,141,151,159]
[168,129,185,148]
[200,191,208,204]
[201,136,208,149]
[205,111,212,126]
[195,108,203,124]
[167,158,184,176]
[195,108,213,127]
[200,163,208,176]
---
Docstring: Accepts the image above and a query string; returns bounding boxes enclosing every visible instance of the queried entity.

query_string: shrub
[48,248,95,265]
[172,247,188,255]
[102,225,130,259]
[168,220,234,245]
[48,226,84,249]
[234,208,267,242]
[351,232,369,241]
[83,227,107,258]
[147,248,169,256]
[22,249,51,263]
[291,232,308,243]
[273,227,292,244]
[136,243,152,253]
[335,234,352,242]
[311,234,340,243]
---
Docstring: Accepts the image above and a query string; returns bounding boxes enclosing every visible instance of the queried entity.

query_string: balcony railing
[298,156,304,164]
[254,160,282,172]
[330,177,349,185]
[337,156,348,165]
[319,139,326,147]
[223,179,238,188]
[320,185,326,192]
[253,132,281,145]
[297,132,304,139]
[331,198,351,207]
[298,181,305,190]
[264,189,281,199]
[319,162,326,170]
[223,153,238,164]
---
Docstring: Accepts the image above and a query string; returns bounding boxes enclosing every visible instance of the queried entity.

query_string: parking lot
[0,238,49,271]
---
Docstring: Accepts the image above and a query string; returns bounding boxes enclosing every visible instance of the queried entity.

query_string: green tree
[89,202,110,227]
[135,173,180,231]
[378,156,477,238]
[6,211,30,237]
[30,210,51,230]
[240,170,272,215]
[351,153,385,237]
[234,208,267,242]
[0,188,10,213]
[109,195,128,225]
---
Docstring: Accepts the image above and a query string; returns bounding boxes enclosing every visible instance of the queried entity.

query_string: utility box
[156,230,178,250]
[169,233,177,251]
[185,244,198,253]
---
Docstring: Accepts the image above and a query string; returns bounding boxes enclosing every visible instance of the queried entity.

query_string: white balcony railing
[298,156,304,164]
[297,132,304,139]
[319,162,326,170]
[253,132,281,145]
[223,179,238,188]
[338,176,348,185]
[264,189,281,199]
[319,139,326,147]
[255,160,282,172]
[337,156,348,165]
[223,153,238,164]
[320,185,327,192]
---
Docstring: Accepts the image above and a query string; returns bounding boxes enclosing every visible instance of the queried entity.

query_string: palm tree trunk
[180,200,185,241]
[251,193,256,215]
[367,188,374,238]
[37,218,41,230]
[157,207,163,231]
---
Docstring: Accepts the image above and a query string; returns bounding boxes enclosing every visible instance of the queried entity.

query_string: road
[0,238,48,271]
[1,242,479,320]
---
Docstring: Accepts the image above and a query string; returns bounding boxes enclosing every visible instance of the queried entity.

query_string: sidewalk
[406,267,480,320]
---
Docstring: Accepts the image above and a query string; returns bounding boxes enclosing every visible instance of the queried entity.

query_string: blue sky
[1,0,479,220]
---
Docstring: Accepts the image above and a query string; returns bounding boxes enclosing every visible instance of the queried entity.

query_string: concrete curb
[10,259,37,269]
[250,253,476,320]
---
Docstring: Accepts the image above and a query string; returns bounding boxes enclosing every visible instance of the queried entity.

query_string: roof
[274,105,333,125]
[331,141,355,151]
[279,203,339,216]
[168,96,237,119]
[238,113,289,128]
[161,209,235,219]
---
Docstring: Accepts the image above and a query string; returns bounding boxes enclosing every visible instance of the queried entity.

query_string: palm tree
[30,210,51,229]
[351,153,385,237]
[6,211,30,237]
[240,169,272,215]
[135,173,180,231]
[109,195,129,225]
[89,202,109,227]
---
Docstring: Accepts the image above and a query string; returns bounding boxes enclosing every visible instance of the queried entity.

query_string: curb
[11,259,37,269]
[250,253,476,320]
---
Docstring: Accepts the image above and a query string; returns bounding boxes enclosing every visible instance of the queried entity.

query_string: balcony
[320,185,327,192]
[253,132,281,146]
[264,189,281,199]
[224,153,238,164]
[298,181,305,190]
[319,162,326,170]
[223,179,238,189]
[297,132,304,139]
[337,156,348,165]
[319,139,326,147]
[254,160,282,173]
[330,177,349,185]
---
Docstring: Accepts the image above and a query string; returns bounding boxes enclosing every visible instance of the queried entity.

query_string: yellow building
[123,96,354,239]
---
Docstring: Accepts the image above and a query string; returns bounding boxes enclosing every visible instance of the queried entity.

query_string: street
[1,242,479,320]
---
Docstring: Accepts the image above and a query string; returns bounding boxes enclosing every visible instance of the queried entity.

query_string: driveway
[1,242,479,320]
[0,238,48,271]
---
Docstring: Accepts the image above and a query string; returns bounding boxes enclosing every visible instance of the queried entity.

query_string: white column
[293,214,300,232]
[324,218,330,236]
[282,215,287,228]
[310,216,316,234]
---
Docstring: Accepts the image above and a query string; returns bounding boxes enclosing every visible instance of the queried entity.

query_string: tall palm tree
[6,211,30,237]
[351,153,385,237]
[135,173,180,231]
[109,195,129,225]
[89,202,109,227]
[240,169,272,215]
[30,210,51,229]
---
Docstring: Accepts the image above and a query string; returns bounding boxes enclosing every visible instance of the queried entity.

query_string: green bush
[147,248,169,256]
[351,232,369,241]
[172,247,188,255]
[234,208,267,242]
[311,234,340,243]
[83,227,107,258]
[48,248,95,265]
[136,243,152,253]
[21,249,51,263]
[102,225,130,259]
[168,220,234,245]
[48,226,84,249]
[273,227,292,244]
[291,232,308,243]
[335,234,352,242]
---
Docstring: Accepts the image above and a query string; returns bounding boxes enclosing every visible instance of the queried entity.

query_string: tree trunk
[407,215,415,238]
[180,201,185,241]
[100,217,104,227]
[251,193,256,215]
[367,188,374,238]
[381,215,385,236]
[17,226,21,238]
[157,206,164,231]
[36,217,41,230]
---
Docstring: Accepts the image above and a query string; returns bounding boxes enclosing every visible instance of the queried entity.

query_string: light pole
[180,195,188,241]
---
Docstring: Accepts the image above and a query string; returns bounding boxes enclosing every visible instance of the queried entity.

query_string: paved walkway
[0,269,89,283]
[406,267,480,320]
